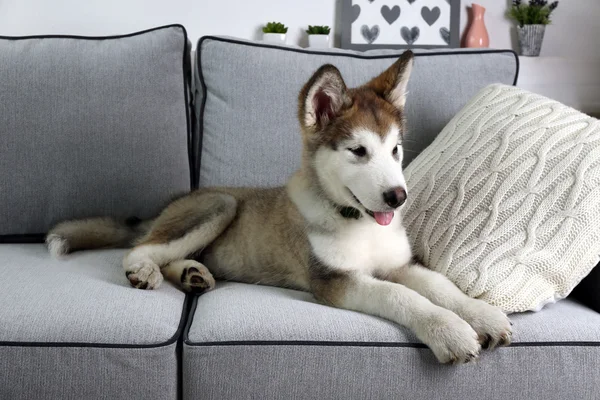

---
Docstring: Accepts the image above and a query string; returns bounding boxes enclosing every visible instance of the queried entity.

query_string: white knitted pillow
[403,84,600,313]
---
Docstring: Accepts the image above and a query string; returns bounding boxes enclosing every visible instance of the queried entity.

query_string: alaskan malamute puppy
[47,51,511,364]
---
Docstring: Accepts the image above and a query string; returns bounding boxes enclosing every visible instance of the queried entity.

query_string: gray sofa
[1,25,598,400]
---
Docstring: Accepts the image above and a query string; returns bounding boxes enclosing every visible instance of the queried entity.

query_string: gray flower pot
[517,24,546,56]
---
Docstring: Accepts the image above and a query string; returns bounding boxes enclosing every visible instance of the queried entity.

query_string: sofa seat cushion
[183,282,600,400]
[0,244,187,399]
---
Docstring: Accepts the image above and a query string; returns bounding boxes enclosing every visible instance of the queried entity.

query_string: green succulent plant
[262,22,288,34]
[306,25,331,35]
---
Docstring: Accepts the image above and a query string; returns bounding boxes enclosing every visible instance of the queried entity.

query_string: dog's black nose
[383,187,407,208]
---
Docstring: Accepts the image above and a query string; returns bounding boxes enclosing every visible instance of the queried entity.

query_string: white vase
[262,33,286,45]
[308,34,331,48]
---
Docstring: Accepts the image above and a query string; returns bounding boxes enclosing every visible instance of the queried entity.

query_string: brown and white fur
[46,51,512,364]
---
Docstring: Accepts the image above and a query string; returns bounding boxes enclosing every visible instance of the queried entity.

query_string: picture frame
[340,0,461,50]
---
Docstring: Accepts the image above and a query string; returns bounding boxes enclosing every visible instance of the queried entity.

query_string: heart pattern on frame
[361,25,380,43]
[401,26,420,45]
[351,4,361,23]
[348,0,453,47]
[381,5,401,25]
[440,27,450,44]
[421,6,441,26]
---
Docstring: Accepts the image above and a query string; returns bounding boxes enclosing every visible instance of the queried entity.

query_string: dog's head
[298,51,414,226]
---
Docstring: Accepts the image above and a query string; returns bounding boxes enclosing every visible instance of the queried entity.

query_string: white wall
[0,0,335,47]
[1,0,597,58]
[0,0,598,112]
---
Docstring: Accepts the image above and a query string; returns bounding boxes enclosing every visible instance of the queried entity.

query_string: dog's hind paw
[179,261,215,294]
[125,260,163,290]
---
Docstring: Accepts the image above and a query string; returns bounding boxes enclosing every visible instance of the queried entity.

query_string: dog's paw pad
[181,265,215,294]
[125,261,163,290]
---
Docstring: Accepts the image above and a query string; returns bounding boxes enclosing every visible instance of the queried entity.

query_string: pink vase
[464,4,489,48]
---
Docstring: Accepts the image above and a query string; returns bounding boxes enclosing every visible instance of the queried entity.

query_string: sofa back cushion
[0,25,192,237]
[194,37,518,188]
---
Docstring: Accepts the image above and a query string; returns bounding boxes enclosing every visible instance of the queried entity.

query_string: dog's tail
[45,217,152,258]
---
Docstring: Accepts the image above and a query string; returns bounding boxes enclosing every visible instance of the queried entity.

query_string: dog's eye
[392,146,399,156]
[349,146,367,157]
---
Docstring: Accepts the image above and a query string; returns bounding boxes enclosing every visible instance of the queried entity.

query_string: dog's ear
[365,50,414,110]
[298,64,351,132]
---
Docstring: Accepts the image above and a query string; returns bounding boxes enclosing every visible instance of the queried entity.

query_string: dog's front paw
[459,300,512,350]
[125,260,163,290]
[418,309,481,364]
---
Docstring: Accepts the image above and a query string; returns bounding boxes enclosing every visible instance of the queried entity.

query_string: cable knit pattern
[403,84,600,313]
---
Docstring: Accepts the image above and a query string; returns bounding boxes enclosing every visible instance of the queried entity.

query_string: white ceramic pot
[262,33,286,44]
[308,34,331,48]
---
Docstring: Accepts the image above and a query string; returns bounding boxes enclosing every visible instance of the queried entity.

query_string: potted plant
[306,25,331,48]
[508,0,559,56]
[262,22,288,45]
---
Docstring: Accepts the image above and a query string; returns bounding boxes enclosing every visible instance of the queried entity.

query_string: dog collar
[337,206,375,220]
[339,206,362,220]
[321,187,374,221]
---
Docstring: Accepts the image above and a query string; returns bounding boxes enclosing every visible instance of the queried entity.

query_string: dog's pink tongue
[373,212,394,226]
